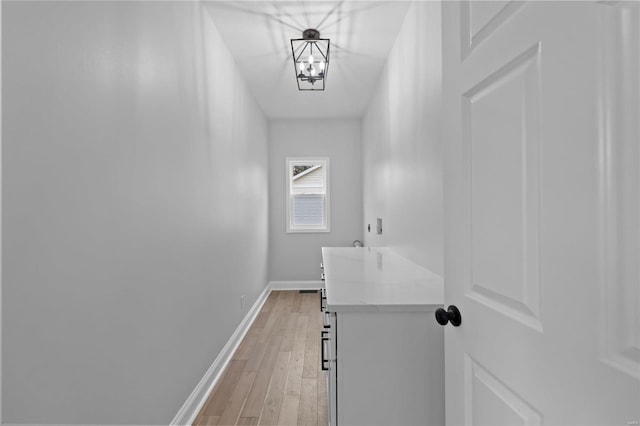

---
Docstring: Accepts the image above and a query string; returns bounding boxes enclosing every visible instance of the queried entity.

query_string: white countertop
[322,246,444,312]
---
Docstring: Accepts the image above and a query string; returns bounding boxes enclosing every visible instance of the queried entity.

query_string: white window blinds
[286,158,330,232]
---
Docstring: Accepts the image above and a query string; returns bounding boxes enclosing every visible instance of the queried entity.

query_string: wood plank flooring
[194,291,328,426]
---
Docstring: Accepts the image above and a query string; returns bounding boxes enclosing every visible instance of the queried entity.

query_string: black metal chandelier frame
[290,29,330,91]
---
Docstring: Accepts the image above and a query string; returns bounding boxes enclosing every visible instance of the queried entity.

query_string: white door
[443,1,639,425]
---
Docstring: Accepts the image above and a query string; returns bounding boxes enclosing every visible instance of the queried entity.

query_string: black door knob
[435,305,462,327]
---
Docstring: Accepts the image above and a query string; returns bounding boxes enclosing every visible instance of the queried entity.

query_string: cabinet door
[325,312,337,426]
[337,311,443,425]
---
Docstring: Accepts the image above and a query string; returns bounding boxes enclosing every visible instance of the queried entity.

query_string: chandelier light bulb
[319,62,325,71]
[299,62,305,72]
[308,54,314,65]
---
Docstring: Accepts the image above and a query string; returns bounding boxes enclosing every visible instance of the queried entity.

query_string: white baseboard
[269,280,324,291]
[170,283,272,426]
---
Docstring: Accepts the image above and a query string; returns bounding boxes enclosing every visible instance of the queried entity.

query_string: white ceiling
[203,1,412,119]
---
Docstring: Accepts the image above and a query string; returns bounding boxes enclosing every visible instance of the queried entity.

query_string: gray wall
[362,1,444,275]
[269,119,362,282]
[2,2,269,424]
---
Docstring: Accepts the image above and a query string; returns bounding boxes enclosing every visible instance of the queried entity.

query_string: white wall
[269,120,362,282]
[2,2,269,424]
[362,1,444,275]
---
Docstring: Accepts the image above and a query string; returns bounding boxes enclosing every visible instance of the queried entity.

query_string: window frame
[285,156,330,233]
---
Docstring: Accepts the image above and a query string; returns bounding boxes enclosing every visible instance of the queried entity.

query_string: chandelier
[290,29,330,91]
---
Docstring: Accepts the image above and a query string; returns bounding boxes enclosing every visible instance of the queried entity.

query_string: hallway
[2,1,639,424]
[194,291,326,426]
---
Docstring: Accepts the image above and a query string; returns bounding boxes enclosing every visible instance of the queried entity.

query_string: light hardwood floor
[193,290,328,426]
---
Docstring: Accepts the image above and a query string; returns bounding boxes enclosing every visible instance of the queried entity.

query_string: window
[286,157,330,233]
